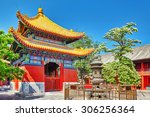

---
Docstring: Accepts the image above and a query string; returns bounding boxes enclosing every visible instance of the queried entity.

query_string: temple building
[100,44,150,90]
[9,8,94,94]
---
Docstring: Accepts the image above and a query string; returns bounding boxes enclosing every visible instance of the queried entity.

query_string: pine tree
[102,23,141,85]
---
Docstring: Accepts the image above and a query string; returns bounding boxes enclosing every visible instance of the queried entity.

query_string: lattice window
[144,62,150,71]
[135,63,141,71]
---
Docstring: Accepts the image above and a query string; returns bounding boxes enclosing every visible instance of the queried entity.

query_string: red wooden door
[44,62,63,92]
[45,77,61,91]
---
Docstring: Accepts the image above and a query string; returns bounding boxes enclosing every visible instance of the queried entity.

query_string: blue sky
[0,0,150,47]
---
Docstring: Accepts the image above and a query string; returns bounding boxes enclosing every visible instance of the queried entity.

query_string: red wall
[12,64,78,91]
[23,65,45,82]
[142,76,150,90]
[0,81,3,86]
[135,62,150,90]
[63,68,78,82]
[12,65,45,90]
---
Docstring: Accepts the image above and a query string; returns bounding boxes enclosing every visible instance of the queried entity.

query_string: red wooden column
[59,63,64,90]
[141,62,144,72]
[42,60,45,79]
[141,62,145,90]
[148,76,150,86]
[141,76,145,90]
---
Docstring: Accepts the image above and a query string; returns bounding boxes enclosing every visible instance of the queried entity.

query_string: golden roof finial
[70,29,74,32]
[38,8,43,15]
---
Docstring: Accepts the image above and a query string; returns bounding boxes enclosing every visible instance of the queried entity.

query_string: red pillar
[59,63,64,90]
[141,76,144,90]
[42,60,45,79]
[141,62,145,90]
[42,60,46,91]
[141,62,144,71]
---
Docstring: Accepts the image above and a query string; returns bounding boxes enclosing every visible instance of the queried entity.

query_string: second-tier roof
[9,27,94,57]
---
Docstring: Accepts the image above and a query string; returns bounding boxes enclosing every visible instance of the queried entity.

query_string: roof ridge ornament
[16,11,21,18]
[9,27,14,33]
[38,8,43,15]
[70,29,74,32]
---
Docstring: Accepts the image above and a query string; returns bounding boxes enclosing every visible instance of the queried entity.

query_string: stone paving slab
[33,91,64,100]
[137,90,150,100]
[0,86,150,100]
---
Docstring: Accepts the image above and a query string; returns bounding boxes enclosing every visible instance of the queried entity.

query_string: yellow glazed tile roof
[16,8,84,39]
[9,27,94,56]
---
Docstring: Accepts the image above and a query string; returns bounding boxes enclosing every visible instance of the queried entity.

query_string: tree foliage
[70,36,105,79]
[102,23,141,85]
[0,30,24,81]
[102,58,140,85]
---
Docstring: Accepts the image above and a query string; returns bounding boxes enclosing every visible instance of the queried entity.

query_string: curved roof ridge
[9,27,94,57]
[16,8,84,39]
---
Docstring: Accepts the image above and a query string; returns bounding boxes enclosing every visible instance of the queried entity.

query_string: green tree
[102,23,141,85]
[0,30,24,81]
[70,36,105,80]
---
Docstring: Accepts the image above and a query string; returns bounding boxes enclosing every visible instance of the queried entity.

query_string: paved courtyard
[0,86,64,100]
[137,90,150,100]
[33,91,64,100]
[0,86,150,100]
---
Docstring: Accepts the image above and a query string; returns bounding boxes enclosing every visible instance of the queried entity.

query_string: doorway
[44,62,61,91]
